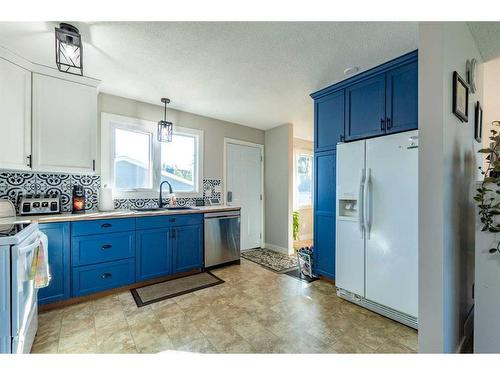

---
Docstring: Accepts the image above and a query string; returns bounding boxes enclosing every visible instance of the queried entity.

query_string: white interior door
[226,142,262,250]
[364,130,418,317]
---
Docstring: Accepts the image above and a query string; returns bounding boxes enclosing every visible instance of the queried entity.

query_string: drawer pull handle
[386,117,392,130]
[101,244,112,250]
[101,272,112,279]
[169,218,176,222]
[101,223,112,228]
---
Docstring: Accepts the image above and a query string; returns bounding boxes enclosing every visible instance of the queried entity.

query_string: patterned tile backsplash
[0,171,101,212]
[113,178,222,209]
[0,170,221,213]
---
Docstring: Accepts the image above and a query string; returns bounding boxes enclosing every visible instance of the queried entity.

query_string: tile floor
[31,259,417,354]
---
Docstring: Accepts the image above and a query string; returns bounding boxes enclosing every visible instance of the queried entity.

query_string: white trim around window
[101,112,204,199]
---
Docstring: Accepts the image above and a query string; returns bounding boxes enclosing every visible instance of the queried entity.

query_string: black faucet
[159,180,173,208]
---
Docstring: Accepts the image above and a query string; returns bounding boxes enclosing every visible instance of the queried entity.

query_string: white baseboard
[264,243,290,255]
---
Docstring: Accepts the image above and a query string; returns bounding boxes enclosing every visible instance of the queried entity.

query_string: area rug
[241,248,298,273]
[130,272,224,307]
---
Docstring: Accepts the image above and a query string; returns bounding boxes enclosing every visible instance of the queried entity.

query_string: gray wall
[98,93,265,180]
[264,124,293,252]
[419,22,483,353]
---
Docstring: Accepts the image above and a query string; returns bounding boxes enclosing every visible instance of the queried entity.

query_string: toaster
[19,193,61,215]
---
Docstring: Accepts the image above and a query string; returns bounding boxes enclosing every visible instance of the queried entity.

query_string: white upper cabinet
[32,73,97,174]
[0,57,32,171]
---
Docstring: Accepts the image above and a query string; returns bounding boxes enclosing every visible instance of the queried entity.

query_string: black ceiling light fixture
[55,23,83,76]
[158,98,173,143]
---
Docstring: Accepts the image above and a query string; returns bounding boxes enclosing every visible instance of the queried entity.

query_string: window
[101,113,203,198]
[295,153,313,208]
[114,128,152,190]
[160,131,200,193]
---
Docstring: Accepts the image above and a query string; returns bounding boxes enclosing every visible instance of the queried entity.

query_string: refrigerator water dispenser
[338,199,358,220]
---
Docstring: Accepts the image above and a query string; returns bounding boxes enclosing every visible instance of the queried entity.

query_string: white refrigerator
[336,130,418,328]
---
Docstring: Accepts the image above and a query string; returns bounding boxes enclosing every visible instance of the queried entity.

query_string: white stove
[0,220,45,354]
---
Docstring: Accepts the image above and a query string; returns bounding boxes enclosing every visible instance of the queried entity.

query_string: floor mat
[130,272,224,307]
[241,248,298,272]
[284,268,318,283]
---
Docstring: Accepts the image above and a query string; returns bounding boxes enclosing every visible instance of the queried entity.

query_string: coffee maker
[72,185,86,213]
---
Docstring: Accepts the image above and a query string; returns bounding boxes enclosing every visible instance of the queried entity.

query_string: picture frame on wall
[452,71,469,122]
[475,101,483,143]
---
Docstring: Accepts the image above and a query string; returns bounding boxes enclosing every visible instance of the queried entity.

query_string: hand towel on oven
[30,232,51,289]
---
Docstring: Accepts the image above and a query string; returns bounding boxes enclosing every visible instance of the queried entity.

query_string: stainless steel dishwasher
[204,210,241,268]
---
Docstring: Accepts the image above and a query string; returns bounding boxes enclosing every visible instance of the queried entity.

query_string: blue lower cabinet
[313,214,336,279]
[172,225,203,274]
[72,258,135,297]
[136,227,172,281]
[40,214,205,303]
[71,232,135,267]
[38,223,71,304]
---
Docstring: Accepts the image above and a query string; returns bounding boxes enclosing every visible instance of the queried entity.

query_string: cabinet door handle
[172,229,176,239]
[101,223,112,228]
[101,244,112,250]
[26,155,32,168]
[101,272,112,279]
[339,135,345,142]
[386,117,392,130]
[380,118,385,131]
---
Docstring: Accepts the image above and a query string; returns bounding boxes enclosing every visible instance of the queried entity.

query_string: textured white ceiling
[0,22,418,140]
[469,22,500,62]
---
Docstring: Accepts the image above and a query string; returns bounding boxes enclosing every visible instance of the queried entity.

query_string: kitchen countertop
[15,205,240,224]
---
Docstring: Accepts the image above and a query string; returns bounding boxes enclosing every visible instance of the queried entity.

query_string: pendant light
[55,23,83,76]
[158,98,173,143]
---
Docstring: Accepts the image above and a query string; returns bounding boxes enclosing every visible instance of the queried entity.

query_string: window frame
[293,150,313,209]
[159,126,203,198]
[101,112,204,199]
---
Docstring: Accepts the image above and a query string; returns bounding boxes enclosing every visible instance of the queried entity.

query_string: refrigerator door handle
[358,168,366,238]
[364,168,372,239]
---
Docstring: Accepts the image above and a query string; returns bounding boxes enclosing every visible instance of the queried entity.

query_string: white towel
[31,232,51,289]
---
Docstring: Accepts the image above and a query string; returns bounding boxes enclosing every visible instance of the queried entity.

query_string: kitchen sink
[133,206,198,212]
[133,207,168,212]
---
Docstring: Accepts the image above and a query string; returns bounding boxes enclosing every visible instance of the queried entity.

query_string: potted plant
[293,211,300,241]
[475,120,500,254]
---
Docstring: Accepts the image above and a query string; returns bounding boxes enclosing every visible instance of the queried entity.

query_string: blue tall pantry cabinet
[311,50,418,281]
